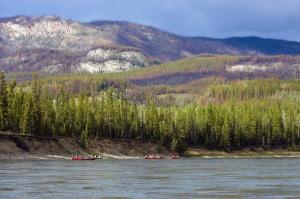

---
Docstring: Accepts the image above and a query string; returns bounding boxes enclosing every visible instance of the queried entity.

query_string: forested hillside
[1,55,300,153]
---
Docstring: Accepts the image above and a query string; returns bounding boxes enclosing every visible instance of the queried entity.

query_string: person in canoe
[71,155,96,160]
[144,154,164,159]
[94,155,102,159]
[171,154,180,159]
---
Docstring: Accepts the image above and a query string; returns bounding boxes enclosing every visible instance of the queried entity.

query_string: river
[1,158,300,199]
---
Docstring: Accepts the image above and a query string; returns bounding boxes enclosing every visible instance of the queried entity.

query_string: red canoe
[71,156,96,161]
[144,155,164,160]
[171,155,180,159]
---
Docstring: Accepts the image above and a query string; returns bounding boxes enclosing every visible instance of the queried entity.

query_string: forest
[2,55,300,153]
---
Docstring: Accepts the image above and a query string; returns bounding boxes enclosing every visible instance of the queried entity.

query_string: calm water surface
[1,158,300,199]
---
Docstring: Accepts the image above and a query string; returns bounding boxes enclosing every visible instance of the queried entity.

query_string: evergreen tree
[0,72,8,130]
[20,96,33,135]
[80,125,88,148]
[220,116,230,151]
[31,78,42,135]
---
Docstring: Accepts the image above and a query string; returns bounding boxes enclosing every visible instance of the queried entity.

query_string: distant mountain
[0,16,151,73]
[88,21,300,58]
[88,21,238,61]
[222,37,300,55]
[1,16,300,74]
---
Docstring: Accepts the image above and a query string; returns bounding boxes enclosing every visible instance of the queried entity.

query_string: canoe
[144,155,164,160]
[71,156,96,161]
[171,155,180,159]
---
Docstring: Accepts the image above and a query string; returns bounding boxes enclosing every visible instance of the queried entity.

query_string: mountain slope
[89,21,239,61]
[89,21,300,59]
[1,16,300,74]
[0,16,151,73]
[223,37,300,55]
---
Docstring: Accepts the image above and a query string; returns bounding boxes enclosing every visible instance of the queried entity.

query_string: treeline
[1,72,300,153]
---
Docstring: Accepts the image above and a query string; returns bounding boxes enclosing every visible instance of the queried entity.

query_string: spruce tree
[0,72,8,130]
[221,116,230,151]
[20,96,33,135]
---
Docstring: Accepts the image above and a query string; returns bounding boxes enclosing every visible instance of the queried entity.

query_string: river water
[1,158,300,199]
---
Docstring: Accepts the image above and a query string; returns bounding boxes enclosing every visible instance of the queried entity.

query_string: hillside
[1,16,300,74]
[23,54,299,107]
[2,55,300,153]
[0,16,151,74]
[90,21,300,59]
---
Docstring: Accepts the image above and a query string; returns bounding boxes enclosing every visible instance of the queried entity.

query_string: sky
[1,0,300,41]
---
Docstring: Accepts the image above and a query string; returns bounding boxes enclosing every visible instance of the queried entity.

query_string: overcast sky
[1,0,299,41]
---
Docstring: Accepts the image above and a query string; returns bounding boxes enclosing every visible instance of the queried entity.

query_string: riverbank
[1,132,300,160]
[0,132,169,160]
[185,147,300,158]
